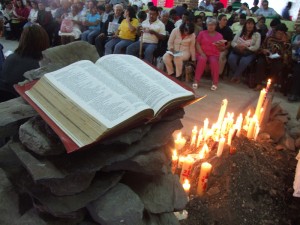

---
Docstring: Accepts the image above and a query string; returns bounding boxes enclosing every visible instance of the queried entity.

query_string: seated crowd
[0,0,300,102]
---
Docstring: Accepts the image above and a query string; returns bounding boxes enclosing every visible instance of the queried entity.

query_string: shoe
[211,85,217,91]
[192,83,198,89]
[175,75,182,81]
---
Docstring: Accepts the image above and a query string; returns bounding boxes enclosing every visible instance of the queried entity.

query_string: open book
[20,55,196,152]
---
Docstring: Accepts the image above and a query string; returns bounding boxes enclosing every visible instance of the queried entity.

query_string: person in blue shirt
[282,2,292,21]
[81,5,101,44]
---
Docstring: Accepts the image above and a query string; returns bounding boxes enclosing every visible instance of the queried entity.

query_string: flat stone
[88,183,144,225]
[19,170,123,217]
[262,120,285,143]
[19,116,65,156]
[103,148,168,176]
[143,211,180,225]
[0,168,21,224]
[9,116,183,181]
[0,97,37,138]
[123,173,187,214]
[295,138,300,149]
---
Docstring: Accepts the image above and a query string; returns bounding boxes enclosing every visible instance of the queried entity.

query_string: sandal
[192,83,198,89]
[211,85,217,91]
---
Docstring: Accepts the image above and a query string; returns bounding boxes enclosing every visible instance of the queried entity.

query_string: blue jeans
[228,52,256,77]
[126,41,157,63]
[105,38,134,55]
[81,29,100,45]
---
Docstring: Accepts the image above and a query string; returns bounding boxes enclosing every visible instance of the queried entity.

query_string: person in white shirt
[126,6,166,63]
[199,0,214,12]
[253,0,278,17]
[23,0,38,28]
[235,3,252,16]
[102,3,113,23]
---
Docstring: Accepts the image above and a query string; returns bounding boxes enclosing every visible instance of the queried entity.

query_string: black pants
[255,56,284,85]
[95,35,109,57]
[10,21,25,40]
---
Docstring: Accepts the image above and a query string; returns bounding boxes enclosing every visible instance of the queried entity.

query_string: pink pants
[195,55,219,85]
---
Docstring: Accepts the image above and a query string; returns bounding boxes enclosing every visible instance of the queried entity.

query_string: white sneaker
[192,83,198,89]
[211,85,217,91]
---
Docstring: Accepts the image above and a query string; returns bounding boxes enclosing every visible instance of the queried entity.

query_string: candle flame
[176,132,182,140]
[247,110,251,117]
[183,179,191,191]
[173,149,177,157]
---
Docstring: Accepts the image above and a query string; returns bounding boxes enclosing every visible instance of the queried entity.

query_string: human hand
[98,33,105,38]
[126,16,130,23]
[149,29,156,35]
[262,49,270,55]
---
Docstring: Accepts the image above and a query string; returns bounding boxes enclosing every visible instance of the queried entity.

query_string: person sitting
[102,3,113,24]
[256,16,268,42]
[81,5,101,44]
[214,0,224,12]
[266,18,280,38]
[36,1,53,45]
[163,22,195,79]
[282,1,292,21]
[2,1,14,40]
[253,0,279,17]
[95,4,124,57]
[194,15,204,36]
[174,11,189,28]
[250,0,259,14]
[231,13,246,34]
[199,0,214,12]
[288,25,300,102]
[126,6,165,63]
[193,17,224,90]
[231,0,242,11]
[104,6,138,55]
[216,14,233,77]
[11,0,30,40]
[53,0,71,46]
[254,23,289,90]
[235,2,252,16]
[228,18,261,83]
[137,10,147,24]
[24,0,38,28]
[0,25,49,96]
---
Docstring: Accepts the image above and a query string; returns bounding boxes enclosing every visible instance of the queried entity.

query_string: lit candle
[182,179,191,194]
[190,126,198,147]
[235,113,243,137]
[258,108,264,125]
[247,116,258,139]
[221,118,228,135]
[244,110,251,126]
[196,128,203,147]
[255,88,267,118]
[199,143,210,159]
[217,137,226,157]
[266,78,271,92]
[226,112,234,133]
[179,156,194,184]
[227,128,235,146]
[204,129,213,141]
[172,149,178,174]
[196,162,212,196]
[178,156,185,169]
[254,124,260,141]
[217,99,228,127]
[174,132,186,150]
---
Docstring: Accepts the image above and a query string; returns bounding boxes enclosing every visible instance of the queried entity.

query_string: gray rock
[38,172,96,196]
[88,183,144,225]
[19,116,65,156]
[103,148,168,176]
[0,168,21,224]
[123,173,187,214]
[289,126,300,139]
[262,120,285,143]
[0,97,37,139]
[143,211,180,225]
[10,116,183,181]
[22,171,123,217]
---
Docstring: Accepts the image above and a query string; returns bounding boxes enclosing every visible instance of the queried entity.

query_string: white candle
[203,118,209,138]
[221,118,228,135]
[217,99,228,127]
[244,110,251,127]
[226,112,234,133]
[199,143,210,159]
[235,113,243,137]
[217,137,226,157]
[227,128,235,146]
[255,89,267,118]
[174,132,186,150]
[197,162,212,196]
[190,126,198,147]
[179,156,194,184]
[247,116,258,139]
[266,78,271,92]
[254,124,260,141]
[196,128,203,147]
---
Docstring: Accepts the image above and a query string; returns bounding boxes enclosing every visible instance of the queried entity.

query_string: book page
[95,55,194,115]
[43,60,151,128]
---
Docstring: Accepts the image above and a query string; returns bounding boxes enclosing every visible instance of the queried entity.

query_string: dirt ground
[178,134,300,225]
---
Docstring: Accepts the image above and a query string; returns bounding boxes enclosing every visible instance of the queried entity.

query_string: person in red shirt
[11,0,30,39]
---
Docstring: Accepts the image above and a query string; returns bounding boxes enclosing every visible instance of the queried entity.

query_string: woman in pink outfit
[194,17,224,91]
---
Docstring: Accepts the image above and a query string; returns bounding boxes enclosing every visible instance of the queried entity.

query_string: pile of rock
[0,97,188,225]
[257,103,300,151]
